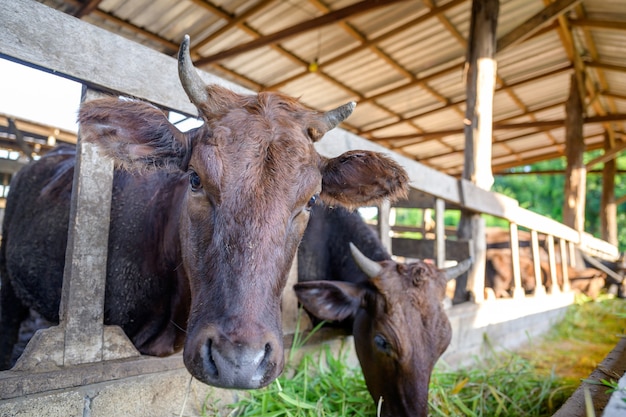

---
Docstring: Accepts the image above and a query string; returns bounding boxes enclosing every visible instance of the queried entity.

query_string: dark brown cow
[0,36,409,390]
[295,203,471,417]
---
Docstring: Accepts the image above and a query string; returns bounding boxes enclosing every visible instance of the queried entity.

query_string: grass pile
[211,295,626,417]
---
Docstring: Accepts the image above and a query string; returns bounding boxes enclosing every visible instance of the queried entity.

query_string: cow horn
[178,34,209,107]
[443,258,473,282]
[323,101,356,131]
[350,242,382,279]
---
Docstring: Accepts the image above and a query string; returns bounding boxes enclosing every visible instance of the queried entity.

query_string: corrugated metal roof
[11,0,624,176]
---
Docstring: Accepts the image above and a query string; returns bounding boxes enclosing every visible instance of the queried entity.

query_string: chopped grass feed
[204,295,625,416]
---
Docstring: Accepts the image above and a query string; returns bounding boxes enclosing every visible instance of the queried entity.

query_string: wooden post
[547,235,560,293]
[378,200,392,253]
[509,223,525,299]
[562,74,586,234]
[531,230,547,296]
[559,239,571,292]
[13,88,139,372]
[601,133,618,246]
[435,198,446,268]
[568,241,577,268]
[456,0,499,303]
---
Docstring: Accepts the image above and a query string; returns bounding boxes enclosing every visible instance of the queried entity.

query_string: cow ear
[78,98,192,172]
[293,281,365,322]
[320,150,408,208]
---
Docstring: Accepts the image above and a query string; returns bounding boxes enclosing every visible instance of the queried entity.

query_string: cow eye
[374,334,392,355]
[306,194,318,210]
[189,171,202,191]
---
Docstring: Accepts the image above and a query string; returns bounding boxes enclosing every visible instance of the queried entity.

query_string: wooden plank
[58,89,113,365]
[513,205,580,242]
[0,0,246,116]
[547,235,559,293]
[531,230,547,296]
[509,223,525,299]
[497,0,583,51]
[378,200,391,253]
[458,179,520,218]
[559,240,571,292]
[435,198,446,268]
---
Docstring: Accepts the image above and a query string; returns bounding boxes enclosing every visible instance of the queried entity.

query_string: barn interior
[0,0,625,416]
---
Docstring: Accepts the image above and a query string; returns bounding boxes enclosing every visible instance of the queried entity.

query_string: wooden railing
[0,0,619,401]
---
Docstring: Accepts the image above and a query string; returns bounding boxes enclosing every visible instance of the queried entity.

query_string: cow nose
[207,339,275,386]
[185,326,284,389]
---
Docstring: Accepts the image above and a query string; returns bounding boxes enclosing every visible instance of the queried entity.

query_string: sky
[0,58,82,133]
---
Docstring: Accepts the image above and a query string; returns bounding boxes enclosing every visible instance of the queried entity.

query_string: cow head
[294,244,471,416]
[77,36,408,389]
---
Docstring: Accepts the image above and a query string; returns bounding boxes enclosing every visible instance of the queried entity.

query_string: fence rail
[0,0,619,405]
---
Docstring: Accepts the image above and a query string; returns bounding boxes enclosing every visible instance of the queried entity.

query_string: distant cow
[0,36,409,390]
[295,204,471,417]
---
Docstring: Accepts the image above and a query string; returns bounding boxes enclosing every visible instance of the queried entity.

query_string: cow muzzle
[183,324,284,389]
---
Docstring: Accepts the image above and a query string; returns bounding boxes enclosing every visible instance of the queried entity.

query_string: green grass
[204,296,626,416]
[228,342,374,417]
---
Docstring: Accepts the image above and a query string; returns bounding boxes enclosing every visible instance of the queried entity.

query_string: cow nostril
[261,343,272,366]
[204,339,218,378]
[254,342,276,385]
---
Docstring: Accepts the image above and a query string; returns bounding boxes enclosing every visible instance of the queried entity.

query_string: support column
[456,0,499,303]
[601,133,618,246]
[562,74,586,234]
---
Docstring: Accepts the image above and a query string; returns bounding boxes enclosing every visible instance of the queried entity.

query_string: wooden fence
[0,0,620,412]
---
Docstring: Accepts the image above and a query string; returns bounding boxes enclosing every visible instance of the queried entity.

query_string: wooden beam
[570,19,626,31]
[373,113,626,142]
[496,169,626,175]
[587,61,626,74]
[585,141,626,169]
[497,0,582,51]
[194,0,405,66]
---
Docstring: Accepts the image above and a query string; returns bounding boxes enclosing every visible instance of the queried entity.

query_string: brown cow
[296,203,471,416]
[0,36,409,390]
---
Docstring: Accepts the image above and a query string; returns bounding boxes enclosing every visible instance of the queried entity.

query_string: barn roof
[16,0,626,175]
